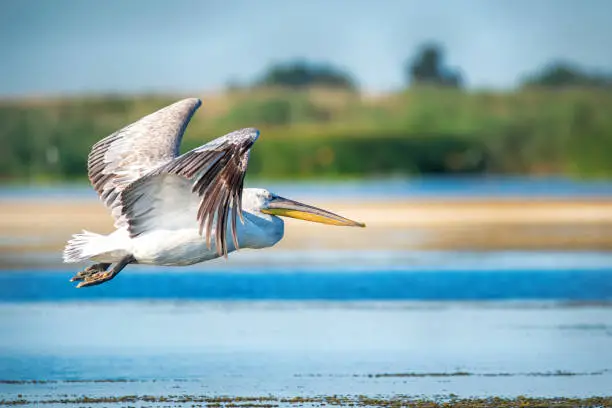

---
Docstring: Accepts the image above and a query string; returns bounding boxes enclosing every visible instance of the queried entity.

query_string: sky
[1,0,611,97]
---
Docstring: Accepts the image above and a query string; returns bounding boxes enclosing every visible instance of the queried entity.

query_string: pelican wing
[120,127,260,258]
[88,98,202,227]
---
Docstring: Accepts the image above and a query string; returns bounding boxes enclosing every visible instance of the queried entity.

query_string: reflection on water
[1,301,612,398]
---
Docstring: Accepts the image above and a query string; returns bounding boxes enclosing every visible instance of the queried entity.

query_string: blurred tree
[522,61,612,88]
[225,78,243,92]
[407,43,463,88]
[256,61,356,90]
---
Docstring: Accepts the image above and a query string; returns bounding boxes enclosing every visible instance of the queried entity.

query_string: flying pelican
[63,98,365,288]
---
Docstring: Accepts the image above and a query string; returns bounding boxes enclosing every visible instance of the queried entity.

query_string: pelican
[63,98,365,288]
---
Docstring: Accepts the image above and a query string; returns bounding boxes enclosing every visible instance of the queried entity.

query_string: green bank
[1,87,611,182]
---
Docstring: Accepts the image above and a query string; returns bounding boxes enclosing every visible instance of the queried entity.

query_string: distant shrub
[219,96,329,127]
[247,133,488,179]
[256,61,357,90]
[522,61,612,89]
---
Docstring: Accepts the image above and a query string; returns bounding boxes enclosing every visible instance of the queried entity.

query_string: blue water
[3,176,612,201]
[3,251,612,399]
[2,301,612,399]
[2,267,612,303]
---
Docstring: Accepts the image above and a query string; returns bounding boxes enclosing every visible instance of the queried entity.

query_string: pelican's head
[242,188,365,228]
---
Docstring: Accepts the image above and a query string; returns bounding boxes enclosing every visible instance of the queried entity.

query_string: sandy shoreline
[3,198,612,229]
[1,198,612,268]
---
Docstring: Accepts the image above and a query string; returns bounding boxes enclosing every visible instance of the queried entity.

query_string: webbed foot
[76,270,116,288]
[70,263,110,282]
[73,255,134,289]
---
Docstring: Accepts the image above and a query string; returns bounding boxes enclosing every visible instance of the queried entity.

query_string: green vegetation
[2,42,612,183]
[1,86,612,182]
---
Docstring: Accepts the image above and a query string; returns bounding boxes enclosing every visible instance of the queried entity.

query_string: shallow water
[2,266,612,303]
[2,250,612,302]
[3,176,612,201]
[1,301,612,404]
[1,250,612,405]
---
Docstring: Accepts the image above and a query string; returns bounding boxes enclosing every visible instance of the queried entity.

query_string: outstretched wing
[88,98,202,227]
[120,127,260,258]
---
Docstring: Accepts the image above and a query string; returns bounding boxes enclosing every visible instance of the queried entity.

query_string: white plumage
[63,98,364,288]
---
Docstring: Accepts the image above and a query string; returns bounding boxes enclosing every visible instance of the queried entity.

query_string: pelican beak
[262,196,366,227]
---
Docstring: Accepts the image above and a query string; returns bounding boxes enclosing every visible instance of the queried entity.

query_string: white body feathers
[64,99,288,273]
[63,188,285,266]
[64,98,362,284]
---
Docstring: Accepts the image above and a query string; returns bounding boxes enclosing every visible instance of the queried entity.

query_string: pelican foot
[74,255,134,289]
[69,263,110,282]
[76,270,116,288]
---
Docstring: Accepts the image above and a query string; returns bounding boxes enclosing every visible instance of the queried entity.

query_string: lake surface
[2,301,612,402]
[2,251,612,302]
[3,176,612,201]
[2,250,612,405]
[2,178,612,405]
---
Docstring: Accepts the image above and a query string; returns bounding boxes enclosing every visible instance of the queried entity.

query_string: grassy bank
[1,87,612,181]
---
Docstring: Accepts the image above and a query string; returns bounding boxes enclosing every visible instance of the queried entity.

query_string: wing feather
[120,127,259,258]
[87,98,202,227]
